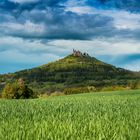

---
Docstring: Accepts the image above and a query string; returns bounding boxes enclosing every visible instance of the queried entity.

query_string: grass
[0,90,140,140]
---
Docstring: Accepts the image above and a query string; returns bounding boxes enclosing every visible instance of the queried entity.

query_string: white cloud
[0,21,45,37]
[0,35,140,58]
[50,38,140,55]
[0,36,60,73]
[0,50,59,64]
[110,11,140,30]
[1,0,140,73]
[0,35,140,72]
[65,6,94,14]
[65,6,140,30]
[0,36,50,54]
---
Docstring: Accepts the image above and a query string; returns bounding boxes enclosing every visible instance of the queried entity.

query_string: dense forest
[0,51,140,95]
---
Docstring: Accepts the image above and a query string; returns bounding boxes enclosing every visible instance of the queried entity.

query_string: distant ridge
[0,50,140,93]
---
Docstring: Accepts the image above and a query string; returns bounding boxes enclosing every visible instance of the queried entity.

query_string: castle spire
[72,49,90,57]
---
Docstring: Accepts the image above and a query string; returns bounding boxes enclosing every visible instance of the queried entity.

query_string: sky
[0,0,140,74]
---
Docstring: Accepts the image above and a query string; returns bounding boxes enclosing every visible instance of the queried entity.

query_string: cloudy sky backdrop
[0,0,140,73]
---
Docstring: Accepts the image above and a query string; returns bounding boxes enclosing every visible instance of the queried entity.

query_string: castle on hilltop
[72,49,89,57]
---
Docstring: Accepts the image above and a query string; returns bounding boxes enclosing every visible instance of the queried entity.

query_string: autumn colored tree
[2,79,36,99]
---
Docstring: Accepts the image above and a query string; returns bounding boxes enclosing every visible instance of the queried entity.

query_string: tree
[2,83,16,99]
[2,79,36,99]
[130,80,140,89]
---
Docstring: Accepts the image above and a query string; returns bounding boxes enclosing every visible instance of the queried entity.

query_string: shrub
[63,86,96,95]
[130,80,140,89]
[101,86,127,92]
[2,79,36,99]
[50,92,65,97]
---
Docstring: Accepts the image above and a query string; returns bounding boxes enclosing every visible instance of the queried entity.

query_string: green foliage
[0,54,140,94]
[130,80,140,89]
[64,86,96,95]
[0,90,140,139]
[101,86,129,91]
[2,79,36,99]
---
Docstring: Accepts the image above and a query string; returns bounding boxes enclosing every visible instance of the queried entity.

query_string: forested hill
[0,51,140,93]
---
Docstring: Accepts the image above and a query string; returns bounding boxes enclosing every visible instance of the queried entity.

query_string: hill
[0,50,140,93]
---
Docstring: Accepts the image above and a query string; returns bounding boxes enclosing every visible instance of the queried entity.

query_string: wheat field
[0,90,140,140]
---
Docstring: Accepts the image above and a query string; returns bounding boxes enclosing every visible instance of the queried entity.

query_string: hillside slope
[0,52,139,93]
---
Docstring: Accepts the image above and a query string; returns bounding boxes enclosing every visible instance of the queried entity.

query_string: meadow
[0,90,140,140]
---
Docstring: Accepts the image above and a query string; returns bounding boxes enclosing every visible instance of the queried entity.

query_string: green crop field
[0,90,140,140]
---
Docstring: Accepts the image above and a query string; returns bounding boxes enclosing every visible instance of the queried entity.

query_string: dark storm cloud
[18,11,115,40]
[0,0,67,17]
[0,0,116,40]
[0,0,140,40]
[86,0,140,12]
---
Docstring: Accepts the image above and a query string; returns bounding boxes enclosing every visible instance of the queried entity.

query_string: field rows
[0,90,140,140]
